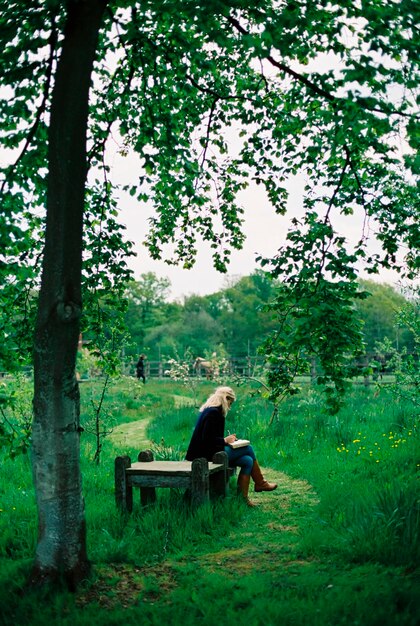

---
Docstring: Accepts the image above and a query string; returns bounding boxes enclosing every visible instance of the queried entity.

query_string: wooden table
[115,449,231,511]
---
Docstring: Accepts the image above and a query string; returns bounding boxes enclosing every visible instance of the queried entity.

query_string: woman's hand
[224,434,237,444]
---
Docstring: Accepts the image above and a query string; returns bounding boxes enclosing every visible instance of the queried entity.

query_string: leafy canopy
[0,0,418,403]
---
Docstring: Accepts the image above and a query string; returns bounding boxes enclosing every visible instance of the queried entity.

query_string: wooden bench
[115,449,231,512]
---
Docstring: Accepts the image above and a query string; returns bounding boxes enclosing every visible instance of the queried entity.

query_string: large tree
[0,0,418,587]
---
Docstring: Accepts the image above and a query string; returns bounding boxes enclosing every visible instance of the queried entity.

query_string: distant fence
[0,357,263,380]
[124,352,417,380]
[1,352,417,381]
[126,356,264,379]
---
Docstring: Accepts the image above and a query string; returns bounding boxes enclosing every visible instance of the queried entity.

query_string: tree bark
[31,0,107,589]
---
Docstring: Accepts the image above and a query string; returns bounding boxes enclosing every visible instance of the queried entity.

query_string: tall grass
[0,378,418,626]
[147,382,419,567]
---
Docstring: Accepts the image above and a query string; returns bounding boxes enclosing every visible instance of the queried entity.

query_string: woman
[185,386,277,506]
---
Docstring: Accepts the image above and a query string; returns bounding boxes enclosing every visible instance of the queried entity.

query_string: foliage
[0,0,419,591]
[149,305,222,358]
[376,289,420,407]
[260,270,367,413]
[123,273,415,367]
[124,273,172,354]
[356,280,415,352]
[1,0,418,369]
[0,374,33,458]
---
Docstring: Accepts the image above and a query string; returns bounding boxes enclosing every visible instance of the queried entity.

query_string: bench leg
[191,458,209,507]
[211,451,229,499]
[140,486,157,506]
[138,450,157,507]
[115,456,132,513]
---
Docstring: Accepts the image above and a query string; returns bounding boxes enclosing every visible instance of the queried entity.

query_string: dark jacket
[185,406,225,461]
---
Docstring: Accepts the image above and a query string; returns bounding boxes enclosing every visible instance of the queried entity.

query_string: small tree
[0,374,33,459]
[259,269,367,414]
[376,291,420,407]
[165,349,200,406]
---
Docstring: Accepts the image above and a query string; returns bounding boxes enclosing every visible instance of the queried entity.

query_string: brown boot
[251,460,277,492]
[237,473,257,507]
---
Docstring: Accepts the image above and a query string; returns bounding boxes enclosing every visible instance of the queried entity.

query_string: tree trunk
[31,0,107,589]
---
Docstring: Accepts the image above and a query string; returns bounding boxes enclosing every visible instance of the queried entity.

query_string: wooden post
[138,449,157,506]
[211,451,229,499]
[310,356,317,383]
[115,456,132,513]
[191,458,209,507]
[363,354,370,387]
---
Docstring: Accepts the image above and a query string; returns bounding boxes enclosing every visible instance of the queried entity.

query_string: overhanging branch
[227,15,335,102]
[0,14,58,194]
[227,15,417,119]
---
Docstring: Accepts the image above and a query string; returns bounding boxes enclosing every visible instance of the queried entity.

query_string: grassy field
[0,377,418,626]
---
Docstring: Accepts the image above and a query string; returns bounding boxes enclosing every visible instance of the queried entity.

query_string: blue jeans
[224,444,256,476]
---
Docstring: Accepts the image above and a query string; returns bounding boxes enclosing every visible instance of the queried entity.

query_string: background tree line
[121,271,415,362]
[2,271,413,376]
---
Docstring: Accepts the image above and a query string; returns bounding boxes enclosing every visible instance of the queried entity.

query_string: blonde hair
[200,386,236,416]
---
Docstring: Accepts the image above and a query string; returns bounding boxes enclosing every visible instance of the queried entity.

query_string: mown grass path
[110,393,195,450]
[78,467,319,609]
[110,416,151,450]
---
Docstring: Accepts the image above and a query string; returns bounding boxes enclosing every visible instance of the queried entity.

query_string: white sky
[110,158,404,299]
[109,146,404,301]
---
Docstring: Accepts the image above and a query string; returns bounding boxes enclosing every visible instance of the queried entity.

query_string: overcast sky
[0,113,405,302]
[1,41,410,302]
[109,146,403,301]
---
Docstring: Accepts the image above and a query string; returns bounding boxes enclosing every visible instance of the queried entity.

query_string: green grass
[0,378,418,626]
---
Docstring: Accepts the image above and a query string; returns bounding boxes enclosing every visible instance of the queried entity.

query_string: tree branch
[227,15,418,119]
[345,145,366,210]
[199,98,219,169]
[327,148,352,217]
[227,15,335,102]
[314,149,351,286]
[0,406,19,437]
[0,14,58,194]
[87,58,136,166]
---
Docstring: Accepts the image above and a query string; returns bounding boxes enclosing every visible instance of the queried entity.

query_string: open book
[229,439,250,449]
